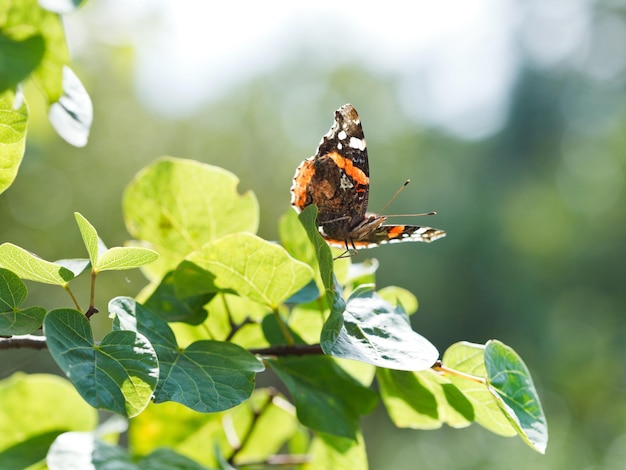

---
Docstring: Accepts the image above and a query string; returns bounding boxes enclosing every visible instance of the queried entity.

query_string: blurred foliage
[1,1,626,468]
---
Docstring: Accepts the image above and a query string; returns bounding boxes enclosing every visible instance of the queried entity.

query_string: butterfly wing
[290,104,370,236]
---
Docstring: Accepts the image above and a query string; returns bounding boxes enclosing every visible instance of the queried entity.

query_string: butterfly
[290,103,445,256]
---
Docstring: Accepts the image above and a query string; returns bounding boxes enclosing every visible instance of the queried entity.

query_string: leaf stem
[273,308,294,346]
[63,284,82,312]
[432,361,487,384]
[86,270,98,318]
[226,388,277,465]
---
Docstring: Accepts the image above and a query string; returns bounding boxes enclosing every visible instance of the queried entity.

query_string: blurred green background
[2,1,626,468]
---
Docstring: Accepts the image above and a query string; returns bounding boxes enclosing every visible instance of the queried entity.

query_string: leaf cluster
[0,157,547,469]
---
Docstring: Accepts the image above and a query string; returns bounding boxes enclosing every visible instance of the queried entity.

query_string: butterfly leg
[333,239,358,260]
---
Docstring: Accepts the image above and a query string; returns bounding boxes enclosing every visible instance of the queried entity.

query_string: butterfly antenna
[379,179,411,214]
[380,179,438,218]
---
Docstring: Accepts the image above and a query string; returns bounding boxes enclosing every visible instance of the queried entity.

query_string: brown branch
[249,344,324,356]
[0,335,48,350]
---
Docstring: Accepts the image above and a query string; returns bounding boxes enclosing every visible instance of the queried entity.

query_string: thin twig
[0,335,47,350]
[227,388,277,465]
[249,344,324,357]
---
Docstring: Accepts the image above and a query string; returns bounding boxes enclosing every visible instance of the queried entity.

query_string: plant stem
[0,335,47,350]
[249,344,323,357]
[86,270,98,318]
[63,285,82,312]
[273,308,294,346]
[432,362,487,384]
[226,388,276,465]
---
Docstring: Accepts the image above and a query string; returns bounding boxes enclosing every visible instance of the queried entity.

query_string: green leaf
[54,258,90,277]
[378,285,418,315]
[144,271,211,324]
[297,205,334,294]
[74,212,102,266]
[442,341,517,437]
[48,432,209,470]
[485,340,549,454]
[377,368,473,430]
[0,0,68,103]
[96,246,159,272]
[267,355,378,439]
[0,243,74,285]
[123,157,259,280]
[48,66,93,147]
[322,285,438,371]
[0,268,46,335]
[129,390,297,469]
[0,373,97,469]
[43,308,159,417]
[74,212,158,273]
[303,432,368,470]
[0,89,28,194]
[186,233,313,309]
[109,297,264,412]
[0,33,44,92]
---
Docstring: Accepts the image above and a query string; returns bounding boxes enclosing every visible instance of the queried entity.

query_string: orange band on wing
[386,225,406,238]
[327,152,368,186]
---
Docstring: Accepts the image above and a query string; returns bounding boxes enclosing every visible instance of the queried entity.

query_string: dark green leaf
[0,268,46,335]
[322,285,438,371]
[145,271,211,324]
[485,340,548,454]
[110,297,264,412]
[267,355,378,439]
[44,308,159,417]
[0,33,44,92]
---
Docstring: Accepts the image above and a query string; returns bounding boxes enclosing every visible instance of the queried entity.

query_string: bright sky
[66,0,591,140]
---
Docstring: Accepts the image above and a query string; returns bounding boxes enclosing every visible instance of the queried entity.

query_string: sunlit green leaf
[123,157,259,281]
[0,89,28,194]
[442,341,517,437]
[0,243,74,285]
[378,285,418,315]
[186,233,313,309]
[96,246,158,272]
[74,212,102,267]
[485,340,548,454]
[0,373,97,469]
[0,0,68,103]
[377,368,473,430]
[44,308,159,417]
[303,432,368,470]
[129,390,296,469]
[267,355,378,439]
[109,297,264,412]
[322,285,438,371]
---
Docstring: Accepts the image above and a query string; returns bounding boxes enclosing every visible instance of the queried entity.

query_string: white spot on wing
[338,130,347,140]
[349,137,366,150]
